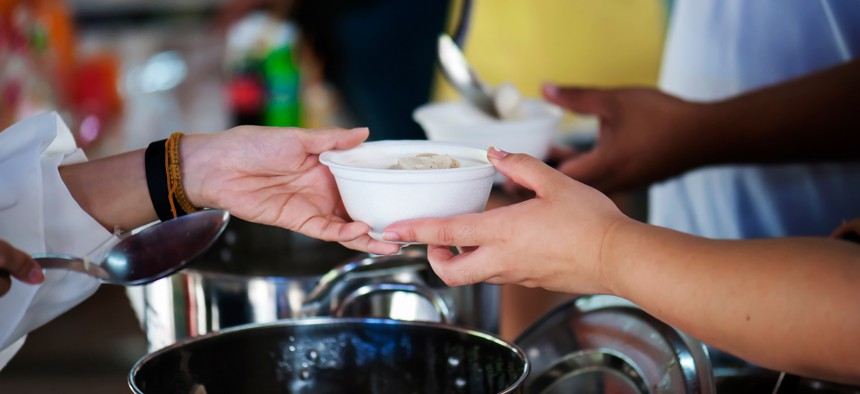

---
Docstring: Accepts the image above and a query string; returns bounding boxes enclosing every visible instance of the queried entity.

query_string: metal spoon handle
[32,253,80,266]
[451,0,473,47]
[437,33,499,118]
[33,254,111,280]
[771,372,786,394]
[772,371,801,394]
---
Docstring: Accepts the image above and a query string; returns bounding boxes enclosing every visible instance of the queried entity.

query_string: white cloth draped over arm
[0,112,113,369]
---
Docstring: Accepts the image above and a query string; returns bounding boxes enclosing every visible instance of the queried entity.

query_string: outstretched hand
[382,148,630,293]
[542,84,712,194]
[182,126,400,255]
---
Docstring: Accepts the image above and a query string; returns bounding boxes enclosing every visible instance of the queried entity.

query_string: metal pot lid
[514,295,715,394]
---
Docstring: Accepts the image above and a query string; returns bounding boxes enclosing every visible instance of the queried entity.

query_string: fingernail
[350,127,369,133]
[28,267,44,283]
[542,83,558,97]
[488,147,510,160]
[382,231,401,242]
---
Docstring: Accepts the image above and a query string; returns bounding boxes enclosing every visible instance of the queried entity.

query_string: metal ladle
[32,209,230,286]
[436,0,498,118]
[437,33,500,118]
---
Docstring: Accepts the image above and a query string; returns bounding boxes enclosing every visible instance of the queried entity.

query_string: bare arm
[604,220,860,384]
[59,149,153,231]
[545,59,860,194]
[384,151,860,384]
[58,126,400,254]
[712,59,860,164]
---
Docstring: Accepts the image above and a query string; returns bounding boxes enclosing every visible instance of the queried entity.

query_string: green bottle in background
[263,24,301,127]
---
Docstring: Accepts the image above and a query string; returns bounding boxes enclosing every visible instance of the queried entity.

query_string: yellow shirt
[435,0,666,101]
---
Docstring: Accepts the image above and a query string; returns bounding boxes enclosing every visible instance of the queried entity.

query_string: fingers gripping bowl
[320,140,496,242]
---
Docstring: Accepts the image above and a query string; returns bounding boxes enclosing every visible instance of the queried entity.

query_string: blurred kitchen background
[0,0,666,392]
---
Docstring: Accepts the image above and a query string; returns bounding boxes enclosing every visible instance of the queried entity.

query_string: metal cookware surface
[515,295,715,394]
[142,219,499,351]
[713,367,860,394]
[130,318,528,394]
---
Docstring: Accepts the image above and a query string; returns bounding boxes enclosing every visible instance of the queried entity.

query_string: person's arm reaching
[383,149,860,384]
[712,58,860,163]
[59,126,400,255]
[545,59,860,194]
[602,217,860,385]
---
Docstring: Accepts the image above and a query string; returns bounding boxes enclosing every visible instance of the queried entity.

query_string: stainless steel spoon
[33,209,230,286]
[437,33,500,118]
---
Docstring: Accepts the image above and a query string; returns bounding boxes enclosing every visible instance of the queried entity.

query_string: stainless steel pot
[129,318,529,394]
[515,295,715,394]
[142,219,499,351]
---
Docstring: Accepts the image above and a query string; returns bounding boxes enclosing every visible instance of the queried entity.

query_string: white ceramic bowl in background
[413,98,563,161]
[319,140,496,242]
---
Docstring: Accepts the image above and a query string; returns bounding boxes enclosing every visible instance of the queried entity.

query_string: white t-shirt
[0,112,110,369]
[649,0,860,238]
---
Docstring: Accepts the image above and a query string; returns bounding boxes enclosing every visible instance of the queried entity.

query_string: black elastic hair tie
[145,139,173,222]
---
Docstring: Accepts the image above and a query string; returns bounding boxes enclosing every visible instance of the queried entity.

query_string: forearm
[59,149,156,231]
[58,132,224,231]
[703,59,860,164]
[604,220,860,384]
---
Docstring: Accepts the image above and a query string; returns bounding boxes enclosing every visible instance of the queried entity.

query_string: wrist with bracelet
[145,132,202,221]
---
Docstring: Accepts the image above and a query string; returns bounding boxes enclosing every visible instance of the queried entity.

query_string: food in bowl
[492,82,526,121]
[394,153,461,170]
[319,140,496,242]
[413,96,562,184]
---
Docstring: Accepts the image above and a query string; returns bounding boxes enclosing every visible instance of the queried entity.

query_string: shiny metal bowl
[130,318,529,394]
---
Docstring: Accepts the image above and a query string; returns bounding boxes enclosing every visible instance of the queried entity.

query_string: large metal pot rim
[177,249,427,282]
[178,265,333,281]
[128,317,530,394]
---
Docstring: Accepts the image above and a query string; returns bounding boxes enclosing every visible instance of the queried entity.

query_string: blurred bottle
[225,12,301,127]
[227,58,266,126]
[262,23,300,127]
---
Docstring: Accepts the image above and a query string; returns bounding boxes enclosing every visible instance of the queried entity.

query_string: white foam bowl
[320,140,496,242]
[414,98,563,161]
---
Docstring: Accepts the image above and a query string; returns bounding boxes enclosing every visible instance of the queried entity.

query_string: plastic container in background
[414,99,563,182]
